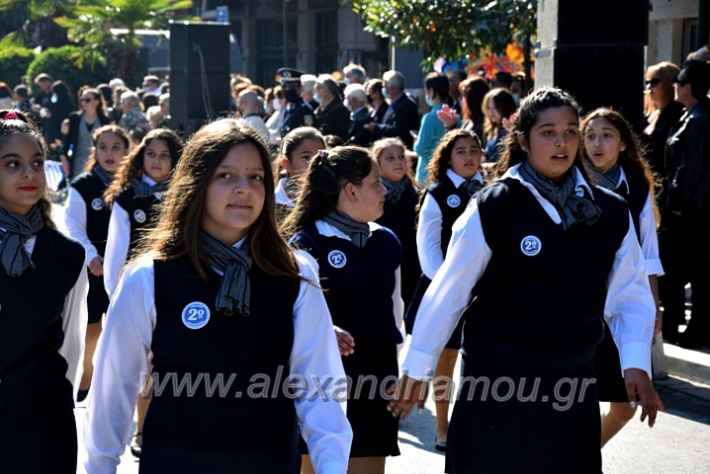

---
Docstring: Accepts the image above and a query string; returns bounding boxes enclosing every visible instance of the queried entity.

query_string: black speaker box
[169,21,231,137]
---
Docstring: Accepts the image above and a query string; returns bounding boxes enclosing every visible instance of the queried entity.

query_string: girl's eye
[33,159,44,167]
[6,160,18,168]
[218,172,232,179]
[251,174,263,182]
[566,129,578,136]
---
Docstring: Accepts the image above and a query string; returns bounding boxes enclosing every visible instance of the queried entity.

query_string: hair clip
[2,111,19,120]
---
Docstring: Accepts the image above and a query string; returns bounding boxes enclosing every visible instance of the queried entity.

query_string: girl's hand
[60,155,70,176]
[88,256,104,276]
[654,307,663,336]
[334,326,355,356]
[623,368,665,427]
[501,112,518,131]
[386,375,428,419]
[437,104,458,128]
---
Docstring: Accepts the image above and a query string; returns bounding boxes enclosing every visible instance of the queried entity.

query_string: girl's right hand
[334,326,355,356]
[88,256,104,276]
[436,104,458,128]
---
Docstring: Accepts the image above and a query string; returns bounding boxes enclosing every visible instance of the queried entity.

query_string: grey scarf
[323,210,370,248]
[283,177,301,203]
[460,176,483,197]
[202,231,252,317]
[586,158,622,191]
[0,206,44,277]
[519,161,601,231]
[131,177,168,198]
[93,165,115,187]
[382,178,409,204]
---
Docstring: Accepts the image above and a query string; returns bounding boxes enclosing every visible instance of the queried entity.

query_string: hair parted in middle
[83,124,130,174]
[140,118,301,281]
[426,129,483,186]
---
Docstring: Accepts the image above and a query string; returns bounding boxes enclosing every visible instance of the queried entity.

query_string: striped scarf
[382,178,409,204]
[0,206,44,277]
[201,231,252,317]
[519,161,601,231]
[131,177,169,198]
[93,165,115,187]
[586,159,622,191]
[323,210,370,248]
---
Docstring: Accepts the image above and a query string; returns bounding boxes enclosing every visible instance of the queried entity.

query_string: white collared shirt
[403,163,655,381]
[275,177,295,208]
[417,169,484,279]
[84,243,352,474]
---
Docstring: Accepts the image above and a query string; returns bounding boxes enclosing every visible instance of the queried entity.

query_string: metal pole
[697,0,709,49]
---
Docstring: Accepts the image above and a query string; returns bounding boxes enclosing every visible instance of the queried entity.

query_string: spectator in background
[146,105,164,130]
[142,75,161,97]
[365,70,420,150]
[32,73,54,138]
[314,74,350,141]
[97,84,113,110]
[662,60,710,348]
[110,86,127,123]
[13,84,32,113]
[511,72,527,105]
[437,76,490,141]
[491,71,513,90]
[142,93,158,111]
[414,72,449,184]
[343,63,367,85]
[482,87,517,163]
[119,90,149,134]
[0,82,13,108]
[108,78,125,91]
[448,71,466,115]
[238,88,270,143]
[301,74,319,110]
[47,80,74,144]
[344,83,372,147]
[365,78,388,124]
[63,87,110,179]
[266,85,286,146]
[157,93,170,127]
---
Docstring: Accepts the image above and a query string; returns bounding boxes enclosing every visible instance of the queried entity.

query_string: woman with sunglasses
[62,87,111,179]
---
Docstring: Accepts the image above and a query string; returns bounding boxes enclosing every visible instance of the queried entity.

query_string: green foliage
[353,0,536,70]
[0,46,36,85]
[26,45,109,95]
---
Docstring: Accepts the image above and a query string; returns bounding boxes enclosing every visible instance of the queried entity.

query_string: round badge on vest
[447,195,461,208]
[91,198,104,211]
[181,301,211,330]
[520,235,542,257]
[327,250,347,269]
[133,209,147,224]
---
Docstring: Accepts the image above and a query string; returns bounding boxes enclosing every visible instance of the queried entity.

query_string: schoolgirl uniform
[589,164,664,402]
[291,219,404,458]
[104,175,165,297]
[0,210,88,473]
[403,163,655,473]
[376,178,421,309]
[64,166,113,324]
[84,242,352,474]
[405,168,484,344]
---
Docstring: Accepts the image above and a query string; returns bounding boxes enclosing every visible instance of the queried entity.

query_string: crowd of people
[0,50,708,473]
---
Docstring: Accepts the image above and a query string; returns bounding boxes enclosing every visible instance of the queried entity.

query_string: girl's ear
[343,182,358,202]
[280,157,290,174]
[619,140,627,152]
[516,132,529,152]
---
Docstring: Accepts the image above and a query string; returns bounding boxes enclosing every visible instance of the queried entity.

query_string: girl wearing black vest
[274,126,325,223]
[0,110,88,473]
[103,128,183,297]
[64,125,129,401]
[582,107,664,447]
[388,88,663,473]
[85,119,351,473]
[372,137,421,310]
[102,127,182,457]
[285,146,402,474]
[407,128,484,451]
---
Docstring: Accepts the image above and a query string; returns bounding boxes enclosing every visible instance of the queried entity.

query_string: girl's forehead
[533,106,579,126]
[1,133,43,153]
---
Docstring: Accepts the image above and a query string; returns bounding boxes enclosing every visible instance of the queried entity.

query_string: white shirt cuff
[402,347,439,381]
[619,341,652,378]
[645,257,664,277]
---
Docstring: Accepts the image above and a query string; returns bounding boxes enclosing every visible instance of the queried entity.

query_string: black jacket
[315,99,350,141]
[664,99,710,212]
[347,107,373,147]
[62,111,110,158]
[373,93,420,149]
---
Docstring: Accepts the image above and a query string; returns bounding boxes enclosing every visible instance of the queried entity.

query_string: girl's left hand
[623,368,665,427]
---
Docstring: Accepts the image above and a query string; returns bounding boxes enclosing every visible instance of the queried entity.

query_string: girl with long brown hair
[84,119,351,473]
[64,125,129,402]
[0,110,88,473]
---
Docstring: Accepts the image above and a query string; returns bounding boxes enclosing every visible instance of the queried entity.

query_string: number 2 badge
[182,301,211,330]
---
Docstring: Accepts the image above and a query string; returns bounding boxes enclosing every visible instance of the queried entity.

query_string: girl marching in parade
[64,125,129,401]
[274,126,325,223]
[0,110,88,473]
[389,88,663,473]
[407,128,485,451]
[84,119,351,473]
[582,107,664,446]
[103,128,183,297]
[285,146,403,474]
[372,137,421,309]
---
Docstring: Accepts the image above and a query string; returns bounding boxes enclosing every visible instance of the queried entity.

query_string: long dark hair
[282,146,373,234]
[460,77,489,123]
[77,86,109,122]
[581,107,659,224]
[495,87,589,182]
[276,126,325,178]
[427,129,482,186]
[483,87,517,141]
[104,128,183,205]
[0,110,54,228]
[139,119,300,281]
